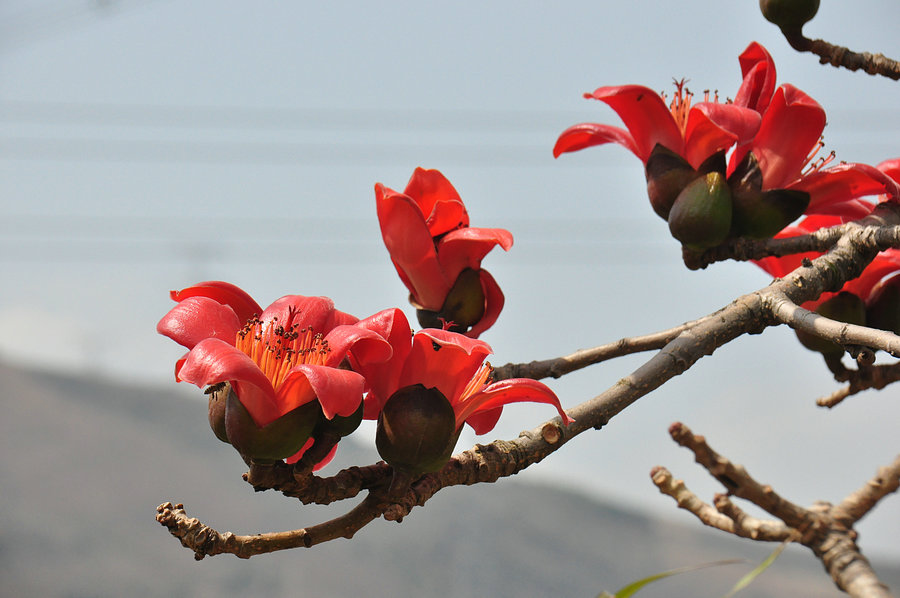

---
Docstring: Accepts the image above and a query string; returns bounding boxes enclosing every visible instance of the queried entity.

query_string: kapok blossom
[350,308,572,435]
[157,281,391,428]
[376,167,513,338]
[554,42,899,241]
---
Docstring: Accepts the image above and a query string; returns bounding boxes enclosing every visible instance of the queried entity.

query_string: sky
[1,0,899,559]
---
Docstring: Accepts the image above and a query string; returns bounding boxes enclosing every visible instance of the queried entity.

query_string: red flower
[376,168,513,338]
[727,44,900,218]
[351,308,573,435]
[157,281,391,428]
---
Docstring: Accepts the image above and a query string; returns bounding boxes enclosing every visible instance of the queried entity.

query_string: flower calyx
[416,268,486,333]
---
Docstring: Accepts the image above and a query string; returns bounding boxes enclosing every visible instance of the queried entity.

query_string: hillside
[1,361,897,597]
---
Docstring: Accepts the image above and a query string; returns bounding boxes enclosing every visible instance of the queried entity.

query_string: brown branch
[491,317,705,381]
[818,362,900,408]
[155,494,385,560]
[159,206,900,560]
[782,31,900,80]
[657,423,898,598]
[767,292,900,358]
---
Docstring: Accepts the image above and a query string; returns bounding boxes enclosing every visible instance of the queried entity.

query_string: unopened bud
[376,384,460,477]
[760,0,819,33]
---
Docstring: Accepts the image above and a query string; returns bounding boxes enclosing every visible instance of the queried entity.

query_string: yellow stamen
[459,362,493,402]
[235,312,331,390]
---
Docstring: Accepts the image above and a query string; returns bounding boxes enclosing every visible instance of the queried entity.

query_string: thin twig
[782,31,900,81]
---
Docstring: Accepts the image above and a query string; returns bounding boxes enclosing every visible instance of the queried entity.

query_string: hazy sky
[1,1,898,558]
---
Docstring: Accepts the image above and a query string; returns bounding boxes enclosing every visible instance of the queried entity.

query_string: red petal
[552,122,639,159]
[279,365,365,420]
[259,295,337,334]
[436,227,513,284]
[877,158,900,185]
[351,308,413,417]
[322,324,393,368]
[157,296,242,350]
[751,85,826,189]
[403,167,469,234]
[465,269,505,339]
[455,378,572,434]
[791,163,892,215]
[734,42,777,114]
[169,281,262,324]
[376,183,451,309]
[587,85,683,162]
[399,330,491,403]
[177,338,280,426]
[285,438,339,471]
[844,251,900,299]
[683,103,760,169]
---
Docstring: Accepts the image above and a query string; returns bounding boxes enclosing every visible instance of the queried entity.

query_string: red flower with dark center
[351,308,572,434]
[376,168,513,338]
[157,281,391,427]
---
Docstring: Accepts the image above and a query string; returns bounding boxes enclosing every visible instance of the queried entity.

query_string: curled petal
[399,330,492,403]
[586,85,683,161]
[734,42,777,114]
[279,365,365,420]
[463,406,503,436]
[322,324,393,368]
[436,227,513,284]
[455,378,572,434]
[877,158,900,185]
[157,296,242,350]
[351,308,414,418]
[790,164,886,216]
[169,281,262,325]
[751,85,826,189]
[553,122,639,159]
[683,103,760,169]
[259,295,339,333]
[844,251,900,299]
[177,338,279,426]
[376,183,451,309]
[465,269,505,339]
[402,167,469,235]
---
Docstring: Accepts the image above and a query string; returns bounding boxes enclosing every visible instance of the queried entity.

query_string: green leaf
[598,559,744,598]
[722,540,791,598]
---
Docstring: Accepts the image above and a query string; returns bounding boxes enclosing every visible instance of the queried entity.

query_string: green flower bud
[866,275,900,336]
[224,389,321,463]
[667,171,733,250]
[417,268,485,332]
[796,291,867,356]
[376,384,460,477]
[760,0,819,32]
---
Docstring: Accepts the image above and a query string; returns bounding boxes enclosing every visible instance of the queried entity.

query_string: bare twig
[657,423,898,598]
[781,31,900,81]
[818,363,900,408]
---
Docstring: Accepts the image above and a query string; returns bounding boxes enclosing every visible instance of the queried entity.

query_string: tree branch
[781,31,900,81]
[656,423,898,598]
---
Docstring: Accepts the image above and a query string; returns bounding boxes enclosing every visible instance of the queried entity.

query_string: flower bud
[667,171,733,250]
[376,383,460,477]
[417,268,485,332]
[206,382,230,444]
[224,389,321,462]
[796,292,867,356]
[866,275,900,336]
[759,0,819,33]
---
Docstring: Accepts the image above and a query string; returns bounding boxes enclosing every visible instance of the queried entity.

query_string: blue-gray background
[1,0,898,559]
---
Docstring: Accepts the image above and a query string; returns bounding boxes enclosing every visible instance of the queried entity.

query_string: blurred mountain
[1,361,897,598]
